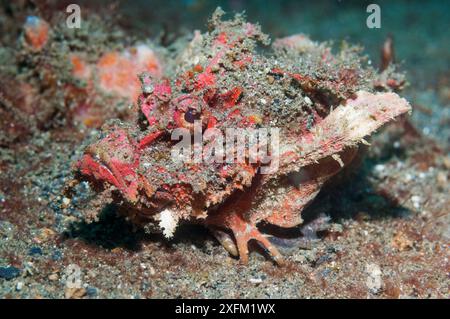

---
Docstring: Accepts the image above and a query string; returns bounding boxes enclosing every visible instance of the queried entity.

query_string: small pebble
[16,281,24,291]
[366,263,382,294]
[0,221,15,239]
[34,228,55,243]
[293,254,306,263]
[374,164,385,173]
[249,277,263,284]
[411,195,422,209]
[0,266,21,280]
[210,64,220,73]
[29,246,43,256]
[65,287,86,299]
[51,250,63,261]
[304,96,313,105]
[143,84,154,94]
[24,262,36,276]
[404,173,413,182]
[48,273,59,281]
[61,197,71,208]
[86,286,98,297]
[443,156,450,170]
[436,172,447,190]
[392,231,413,251]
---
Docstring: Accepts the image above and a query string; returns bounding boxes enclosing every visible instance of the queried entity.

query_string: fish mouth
[76,153,121,190]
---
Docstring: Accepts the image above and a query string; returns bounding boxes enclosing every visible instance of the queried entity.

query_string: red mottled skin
[74,12,411,265]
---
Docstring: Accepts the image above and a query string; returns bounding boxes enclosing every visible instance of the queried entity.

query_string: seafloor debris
[72,8,411,265]
[0,11,164,147]
[22,16,50,51]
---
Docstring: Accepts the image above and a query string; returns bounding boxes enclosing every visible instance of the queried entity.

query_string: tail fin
[278,91,411,174]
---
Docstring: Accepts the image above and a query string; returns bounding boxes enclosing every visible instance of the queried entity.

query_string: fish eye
[184,108,201,123]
